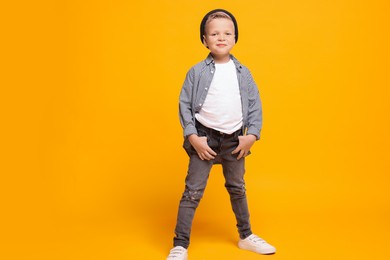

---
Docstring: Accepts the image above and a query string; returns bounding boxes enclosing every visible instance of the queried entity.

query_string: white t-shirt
[195,59,243,134]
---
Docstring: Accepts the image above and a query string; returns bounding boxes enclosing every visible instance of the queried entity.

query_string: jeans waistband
[195,120,241,138]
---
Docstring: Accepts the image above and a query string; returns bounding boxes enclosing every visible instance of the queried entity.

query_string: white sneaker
[238,234,276,255]
[166,246,188,260]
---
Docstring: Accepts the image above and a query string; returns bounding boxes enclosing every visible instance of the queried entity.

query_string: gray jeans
[173,122,252,249]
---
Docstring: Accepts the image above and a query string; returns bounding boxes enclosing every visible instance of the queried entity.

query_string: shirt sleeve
[179,68,198,137]
[245,70,263,140]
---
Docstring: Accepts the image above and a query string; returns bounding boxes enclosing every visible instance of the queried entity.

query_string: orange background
[2,0,390,259]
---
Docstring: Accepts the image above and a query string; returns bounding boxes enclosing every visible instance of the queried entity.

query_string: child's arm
[232,68,263,160]
[245,70,263,140]
[179,68,198,137]
[179,67,216,161]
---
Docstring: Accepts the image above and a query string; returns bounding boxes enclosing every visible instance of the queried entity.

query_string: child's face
[203,18,236,62]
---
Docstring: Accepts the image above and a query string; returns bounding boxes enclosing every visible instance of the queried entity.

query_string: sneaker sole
[167,252,188,260]
[238,241,276,255]
[167,254,188,260]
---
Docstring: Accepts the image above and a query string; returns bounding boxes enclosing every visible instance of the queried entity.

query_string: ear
[202,35,208,48]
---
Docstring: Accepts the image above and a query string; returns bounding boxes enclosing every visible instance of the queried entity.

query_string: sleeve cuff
[246,127,261,140]
[184,125,198,138]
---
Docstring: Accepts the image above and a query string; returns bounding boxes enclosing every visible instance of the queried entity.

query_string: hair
[205,11,233,26]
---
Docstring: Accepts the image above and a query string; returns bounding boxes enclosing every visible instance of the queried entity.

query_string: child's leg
[221,157,252,239]
[173,154,213,249]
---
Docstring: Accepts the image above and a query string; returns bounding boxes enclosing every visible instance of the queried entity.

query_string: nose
[218,34,226,41]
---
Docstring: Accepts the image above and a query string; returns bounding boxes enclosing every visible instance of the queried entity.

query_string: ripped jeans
[173,122,252,249]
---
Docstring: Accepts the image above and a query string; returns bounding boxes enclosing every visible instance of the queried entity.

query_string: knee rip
[226,185,246,196]
[183,189,203,201]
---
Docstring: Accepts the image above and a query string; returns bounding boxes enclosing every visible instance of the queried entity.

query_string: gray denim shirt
[179,53,263,140]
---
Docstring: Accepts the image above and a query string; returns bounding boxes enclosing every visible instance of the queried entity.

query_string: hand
[232,134,256,160]
[188,134,217,161]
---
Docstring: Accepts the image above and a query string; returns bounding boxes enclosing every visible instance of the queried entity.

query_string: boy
[167,9,276,260]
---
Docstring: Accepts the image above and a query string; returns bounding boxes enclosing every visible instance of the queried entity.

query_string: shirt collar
[205,53,243,71]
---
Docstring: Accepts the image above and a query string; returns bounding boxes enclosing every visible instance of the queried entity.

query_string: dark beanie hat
[200,9,239,44]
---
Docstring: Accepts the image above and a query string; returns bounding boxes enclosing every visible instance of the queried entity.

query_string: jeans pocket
[183,138,195,156]
[233,135,252,158]
[183,130,209,156]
